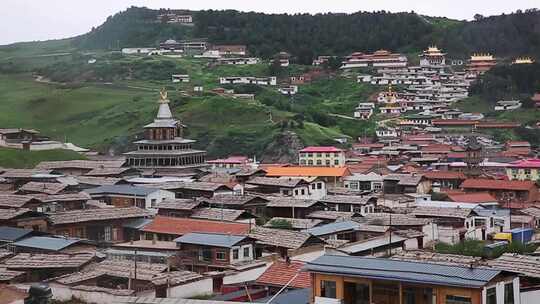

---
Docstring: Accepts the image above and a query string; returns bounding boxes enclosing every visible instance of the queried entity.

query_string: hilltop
[72,7,540,62]
[1,7,540,162]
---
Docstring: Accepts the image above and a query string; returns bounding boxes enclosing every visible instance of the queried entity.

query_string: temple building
[466,53,497,76]
[513,56,535,65]
[341,50,408,69]
[419,46,446,66]
[124,90,207,172]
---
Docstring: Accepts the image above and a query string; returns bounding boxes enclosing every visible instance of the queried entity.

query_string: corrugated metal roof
[0,226,33,242]
[85,185,159,196]
[13,236,81,251]
[304,221,359,236]
[174,232,248,248]
[305,255,501,288]
[122,218,153,229]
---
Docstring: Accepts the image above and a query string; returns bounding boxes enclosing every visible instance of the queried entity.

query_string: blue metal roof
[85,185,158,196]
[304,221,359,237]
[13,236,81,251]
[305,255,501,288]
[0,226,33,242]
[254,288,311,304]
[174,233,248,248]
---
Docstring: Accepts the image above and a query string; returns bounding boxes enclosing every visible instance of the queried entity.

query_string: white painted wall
[521,288,540,304]
[146,189,176,210]
[482,278,520,304]
[46,284,124,304]
[230,244,254,263]
[168,278,213,298]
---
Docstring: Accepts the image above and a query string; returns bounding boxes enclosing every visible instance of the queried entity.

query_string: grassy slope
[0,148,85,169]
[0,74,157,149]
[0,40,377,157]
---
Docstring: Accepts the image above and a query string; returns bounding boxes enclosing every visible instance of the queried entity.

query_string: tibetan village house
[306,254,519,304]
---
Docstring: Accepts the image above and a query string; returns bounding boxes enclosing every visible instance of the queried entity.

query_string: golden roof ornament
[159,88,169,104]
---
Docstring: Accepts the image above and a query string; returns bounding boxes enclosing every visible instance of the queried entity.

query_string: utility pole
[133,249,138,291]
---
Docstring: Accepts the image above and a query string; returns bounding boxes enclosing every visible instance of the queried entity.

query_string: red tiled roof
[461,179,537,191]
[421,144,463,153]
[352,143,385,149]
[477,123,520,128]
[447,192,497,203]
[424,171,466,180]
[432,119,478,126]
[255,260,310,289]
[508,159,540,168]
[446,152,467,159]
[402,134,436,141]
[506,141,531,147]
[141,216,250,236]
[300,146,343,153]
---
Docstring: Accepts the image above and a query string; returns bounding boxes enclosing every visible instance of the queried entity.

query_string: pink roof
[300,146,343,153]
[508,159,540,168]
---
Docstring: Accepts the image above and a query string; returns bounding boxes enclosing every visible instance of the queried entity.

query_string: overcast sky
[1,0,538,45]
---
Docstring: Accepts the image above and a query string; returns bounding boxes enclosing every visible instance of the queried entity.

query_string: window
[334,159,339,165]
[474,218,486,227]
[325,153,330,157]
[308,160,313,165]
[301,189,305,195]
[75,228,85,238]
[490,217,494,228]
[151,199,157,208]
[445,295,472,304]
[294,190,299,196]
[243,247,250,258]
[505,282,514,304]
[320,280,337,298]
[311,184,316,190]
[199,249,212,262]
[316,160,322,165]
[486,287,496,304]
[326,160,331,166]
[525,168,531,175]
[300,159,306,165]
[316,153,322,157]
[317,183,323,189]
[216,250,226,261]
[233,249,239,260]
[104,226,111,241]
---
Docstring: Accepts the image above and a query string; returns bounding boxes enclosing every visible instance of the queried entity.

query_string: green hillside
[72,7,540,63]
[0,148,86,169]
[1,7,539,162]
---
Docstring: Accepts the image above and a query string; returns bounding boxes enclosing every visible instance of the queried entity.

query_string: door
[344,282,370,304]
